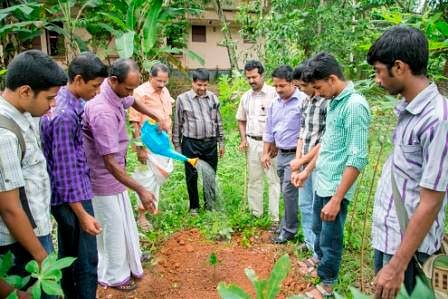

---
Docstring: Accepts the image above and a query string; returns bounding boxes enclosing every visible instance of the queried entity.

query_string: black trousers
[51,201,98,299]
[181,137,218,210]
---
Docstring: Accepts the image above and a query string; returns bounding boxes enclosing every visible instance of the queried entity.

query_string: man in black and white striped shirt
[290,62,327,257]
[173,68,225,214]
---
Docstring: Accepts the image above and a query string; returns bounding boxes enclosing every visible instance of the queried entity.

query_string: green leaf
[142,0,163,52]
[435,20,448,37]
[349,287,373,298]
[183,49,205,66]
[45,256,76,272]
[41,252,58,273]
[5,290,18,299]
[244,268,264,298]
[334,292,346,299]
[4,275,29,289]
[25,260,39,274]
[0,251,14,276]
[41,279,64,296]
[98,12,127,31]
[42,268,62,281]
[115,31,135,59]
[217,282,251,299]
[31,281,41,299]
[266,254,291,299]
[17,5,33,16]
[410,277,435,299]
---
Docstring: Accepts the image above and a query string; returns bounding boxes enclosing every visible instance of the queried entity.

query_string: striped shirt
[173,90,224,151]
[0,97,52,245]
[372,83,448,255]
[236,84,277,137]
[315,82,370,201]
[299,96,327,155]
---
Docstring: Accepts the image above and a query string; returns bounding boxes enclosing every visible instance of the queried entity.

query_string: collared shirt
[236,84,277,137]
[82,80,134,196]
[128,82,174,134]
[372,83,448,255]
[40,86,93,206]
[263,88,305,149]
[300,96,327,155]
[173,90,224,151]
[0,96,51,245]
[315,82,370,200]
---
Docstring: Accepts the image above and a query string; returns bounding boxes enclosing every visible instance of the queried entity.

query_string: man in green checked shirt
[301,53,371,298]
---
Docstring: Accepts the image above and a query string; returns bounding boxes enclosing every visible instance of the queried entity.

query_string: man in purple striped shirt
[368,25,448,298]
[40,53,108,299]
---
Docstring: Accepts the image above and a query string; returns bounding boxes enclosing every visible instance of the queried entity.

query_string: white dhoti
[92,191,143,286]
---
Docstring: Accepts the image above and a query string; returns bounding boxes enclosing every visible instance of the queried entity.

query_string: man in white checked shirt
[368,25,448,298]
[236,60,280,225]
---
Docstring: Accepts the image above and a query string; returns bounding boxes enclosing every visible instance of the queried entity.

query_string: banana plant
[101,0,204,73]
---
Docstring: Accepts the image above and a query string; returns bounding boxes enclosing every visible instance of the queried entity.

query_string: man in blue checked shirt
[40,52,108,299]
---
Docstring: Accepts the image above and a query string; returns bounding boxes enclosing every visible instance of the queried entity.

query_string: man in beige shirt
[236,60,280,224]
[129,63,174,230]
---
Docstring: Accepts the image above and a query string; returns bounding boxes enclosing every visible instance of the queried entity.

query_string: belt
[247,135,263,141]
[279,148,297,153]
[184,136,217,142]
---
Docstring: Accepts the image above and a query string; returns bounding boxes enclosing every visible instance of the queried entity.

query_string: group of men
[0,24,445,299]
[236,25,448,299]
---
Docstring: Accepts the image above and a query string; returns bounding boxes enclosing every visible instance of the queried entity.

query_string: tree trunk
[214,0,239,75]
[439,59,448,96]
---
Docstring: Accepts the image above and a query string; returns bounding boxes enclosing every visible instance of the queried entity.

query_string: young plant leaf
[265,254,291,299]
[25,260,39,274]
[0,251,14,277]
[31,281,41,299]
[217,282,251,299]
[41,279,64,296]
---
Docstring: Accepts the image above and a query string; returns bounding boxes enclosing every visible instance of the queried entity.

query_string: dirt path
[96,229,310,298]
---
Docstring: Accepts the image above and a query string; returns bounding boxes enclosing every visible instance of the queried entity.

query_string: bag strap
[0,114,25,161]
[0,115,36,228]
[391,168,409,233]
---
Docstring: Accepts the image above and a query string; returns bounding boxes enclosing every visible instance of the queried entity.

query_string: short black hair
[68,52,108,83]
[192,68,209,82]
[367,25,428,76]
[109,58,140,83]
[292,62,308,81]
[244,60,264,75]
[150,63,169,77]
[6,50,67,94]
[302,52,345,83]
[272,65,293,81]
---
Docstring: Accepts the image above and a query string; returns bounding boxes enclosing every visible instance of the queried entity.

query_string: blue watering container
[141,119,198,167]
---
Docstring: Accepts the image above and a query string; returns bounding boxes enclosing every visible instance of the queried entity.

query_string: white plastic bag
[132,150,173,209]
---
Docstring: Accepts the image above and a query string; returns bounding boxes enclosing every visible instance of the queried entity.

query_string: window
[46,22,65,57]
[192,25,206,42]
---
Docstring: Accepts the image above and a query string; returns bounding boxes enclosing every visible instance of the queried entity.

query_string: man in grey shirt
[173,68,225,214]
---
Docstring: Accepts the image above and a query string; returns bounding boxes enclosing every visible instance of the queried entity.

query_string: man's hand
[291,169,310,187]
[261,154,271,169]
[373,263,404,299]
[239,139,248,152]
[158,117,170,133]
[138,189,157,213]
[79,213,102,236]
[219,144,225,158]
[17,290,31,299]
[269,146,278,158]
[290,158,303,172]
[320,197,342,221]
[136,147,148,164]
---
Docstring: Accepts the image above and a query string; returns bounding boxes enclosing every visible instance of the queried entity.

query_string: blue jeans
[298,170,316,254]
[312,194,349,285]
[374,249,429,295]
[52,201,98,299]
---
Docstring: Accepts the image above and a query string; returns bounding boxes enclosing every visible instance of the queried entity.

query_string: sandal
[112,279,137,292]
[304,283,334,298]
[298,257,319,277]
[141,251,152,263]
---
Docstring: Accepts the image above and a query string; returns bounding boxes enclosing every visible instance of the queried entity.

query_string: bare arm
[0,189,47,263]
[290,139,304,171]
[374,188,445,299]
[238,120,248,151]
[130,121,148,164]
[69,202,101,236]
[103,154,155,212]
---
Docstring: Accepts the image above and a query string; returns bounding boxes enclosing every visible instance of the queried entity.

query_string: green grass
[125,86,448,296]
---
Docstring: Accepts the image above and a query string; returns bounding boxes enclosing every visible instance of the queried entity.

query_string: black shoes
[272,232,295,244]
